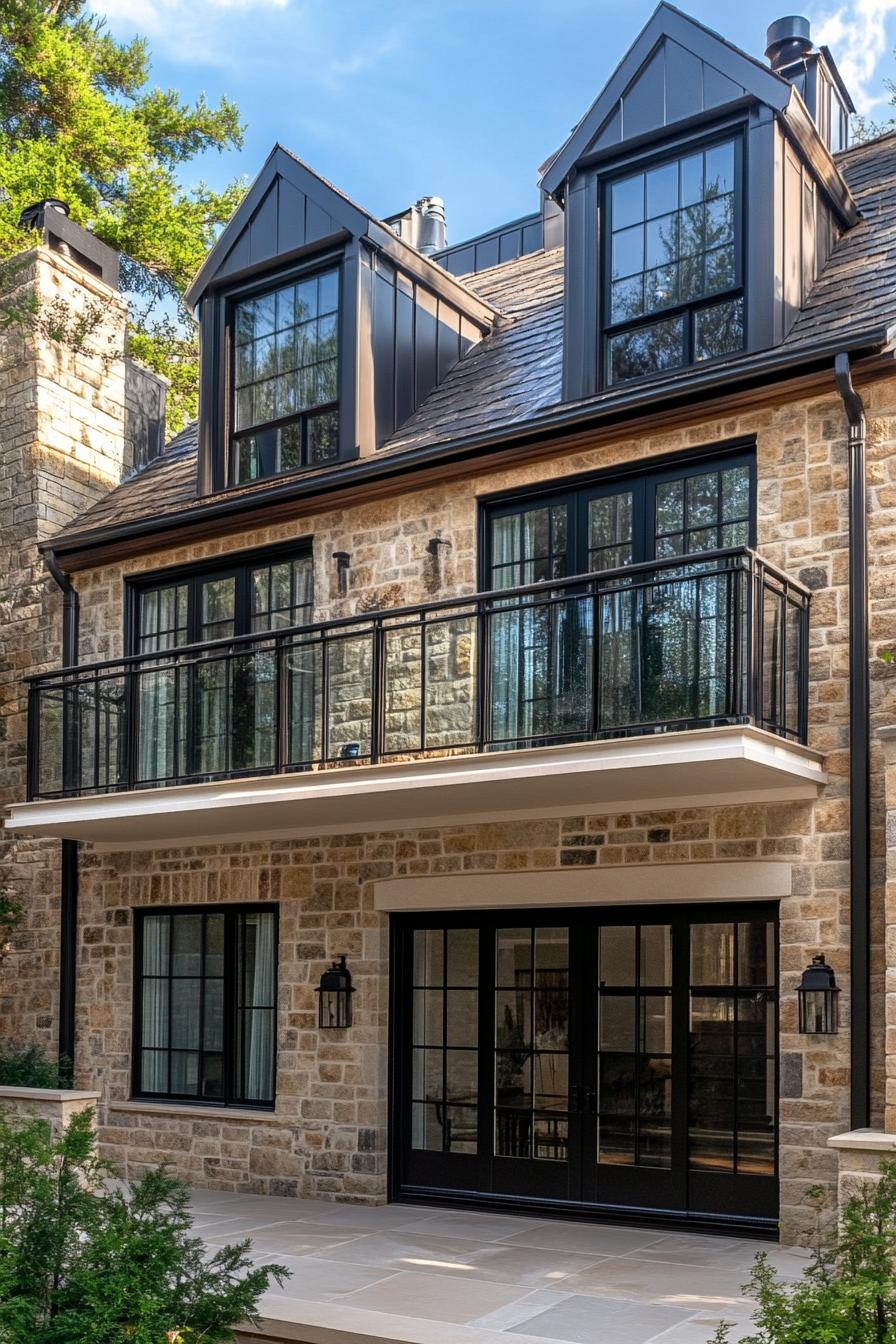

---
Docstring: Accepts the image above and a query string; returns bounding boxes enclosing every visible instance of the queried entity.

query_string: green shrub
[0,1045,71,1089]
[713,1163,896,1343]
[0,1108,288,1343]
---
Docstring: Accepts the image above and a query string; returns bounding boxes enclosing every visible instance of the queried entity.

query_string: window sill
[112,1100,280,1123]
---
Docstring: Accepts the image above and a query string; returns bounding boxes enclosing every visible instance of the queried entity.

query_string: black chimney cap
[765,16,813,71]
[18,199,70,232]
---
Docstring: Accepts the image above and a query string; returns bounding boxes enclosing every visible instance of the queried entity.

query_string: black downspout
[44,548,79,1080]
[834,351,870,1131]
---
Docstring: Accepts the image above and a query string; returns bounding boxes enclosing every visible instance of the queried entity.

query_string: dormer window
[605,137,743,385]
[231,266,340,483]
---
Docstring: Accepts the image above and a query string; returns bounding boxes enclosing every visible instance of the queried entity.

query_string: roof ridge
[837,127,896,157]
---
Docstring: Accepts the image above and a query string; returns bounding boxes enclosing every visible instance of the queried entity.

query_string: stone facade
[5,239,896,1245]
[81,807,823,1222]
[0,246,129,1049]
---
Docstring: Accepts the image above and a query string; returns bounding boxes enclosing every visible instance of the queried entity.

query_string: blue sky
[96,0,896,245]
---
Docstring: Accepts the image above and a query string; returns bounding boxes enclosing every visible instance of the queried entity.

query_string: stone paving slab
[191,1189,806,1344]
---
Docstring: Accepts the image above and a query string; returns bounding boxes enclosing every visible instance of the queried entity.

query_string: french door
[392,903,778,1228]
[483,453,755,747]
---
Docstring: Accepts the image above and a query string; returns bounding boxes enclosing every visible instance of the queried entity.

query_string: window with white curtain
[135,906,278,1106]
[131,550,313,785]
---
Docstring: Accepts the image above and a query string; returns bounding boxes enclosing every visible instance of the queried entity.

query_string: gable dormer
[184,146,497,495]
[541,5,859,403]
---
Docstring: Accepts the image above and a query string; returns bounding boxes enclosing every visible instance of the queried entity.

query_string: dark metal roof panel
[47,133,896,551]
[540,2,791,198]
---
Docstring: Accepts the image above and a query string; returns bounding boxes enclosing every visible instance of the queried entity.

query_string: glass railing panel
[76,675,126,791]
[487,593,593,747]
[35,685,65,797]
[785,599,803,738]
[230,645,277,773]
[424,613,478,752]
[326,630,373,760]
[284,635,321,766]
[136,664,180,785]
[189,654,232,777]
[383,624,422,756]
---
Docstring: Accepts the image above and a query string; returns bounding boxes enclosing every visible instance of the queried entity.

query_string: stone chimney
[0,208,131,1055]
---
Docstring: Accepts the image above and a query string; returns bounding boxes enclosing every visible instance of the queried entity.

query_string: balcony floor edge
[5,725,826,850]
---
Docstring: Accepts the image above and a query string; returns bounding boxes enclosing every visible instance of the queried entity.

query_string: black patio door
[392,903,778,1229]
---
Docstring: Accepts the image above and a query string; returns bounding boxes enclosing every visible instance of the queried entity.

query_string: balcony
[7,549,826,847]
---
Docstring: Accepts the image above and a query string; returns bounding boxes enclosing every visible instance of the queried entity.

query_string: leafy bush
[713,1163,896,1343]
[0,1108,288,1343]
[0,1045,71,1090]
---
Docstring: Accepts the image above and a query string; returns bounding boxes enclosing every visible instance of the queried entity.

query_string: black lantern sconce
[317,954,355,1029]
[333,551,351,598]
[797,954,840,1034]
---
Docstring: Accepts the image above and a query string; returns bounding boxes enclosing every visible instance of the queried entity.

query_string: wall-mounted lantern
[317,954,354,1029]
[797,954,839,1034]
[333,551,351,598]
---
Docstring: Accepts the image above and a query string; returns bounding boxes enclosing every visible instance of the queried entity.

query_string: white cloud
[810,0,896,114]
[94,0,405,85]
[100,0,288,20]
[95,0,291,66]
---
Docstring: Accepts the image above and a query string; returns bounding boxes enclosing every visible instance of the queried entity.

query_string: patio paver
[190,1189,806,1344]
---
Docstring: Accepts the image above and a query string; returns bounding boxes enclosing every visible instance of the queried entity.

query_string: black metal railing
[26,548,810,800]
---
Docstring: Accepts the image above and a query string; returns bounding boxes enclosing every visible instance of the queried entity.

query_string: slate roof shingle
[50,132,896,548]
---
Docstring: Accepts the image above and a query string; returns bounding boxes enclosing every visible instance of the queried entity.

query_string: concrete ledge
[376,859,792,912]
[828,1129,896,1151]
[0,1086,100,1103]
[109,1100,282,1123]
[0,1085,100,1134]
[6,724,826,849]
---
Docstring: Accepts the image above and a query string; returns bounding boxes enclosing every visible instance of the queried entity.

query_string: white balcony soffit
[4,725,826,851]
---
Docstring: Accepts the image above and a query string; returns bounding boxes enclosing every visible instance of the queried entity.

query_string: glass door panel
[488,503,592,748]
[136,583,189,783]
[588,922,680,1209]
[588,489,634,572]
[687,916,778,1219]
[492,925,574,1198]
[410,927,480,1157]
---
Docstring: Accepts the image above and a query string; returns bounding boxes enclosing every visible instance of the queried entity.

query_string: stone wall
[0,246,129,1050]
[79,803,843,1240]
[66,376,896,1142]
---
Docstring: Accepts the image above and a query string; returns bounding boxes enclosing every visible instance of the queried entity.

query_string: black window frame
[479,443,757,585]
[125,540,314,655]
[600,128,746,390]
[132,903,279,1110]
[222,256,344,489]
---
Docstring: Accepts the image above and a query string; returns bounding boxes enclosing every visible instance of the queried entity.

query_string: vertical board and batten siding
[434,200,563,279]
[212,174,347,284]
[777,125,837,342]
[436,215,544,277]
[367,250,483,447]
[586,36,748,153]
[562,173,600,403]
